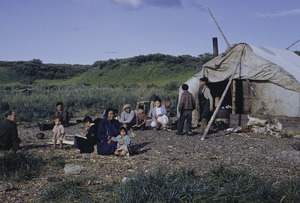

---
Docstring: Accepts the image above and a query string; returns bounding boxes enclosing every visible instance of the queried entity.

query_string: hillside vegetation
[0,53,213,86]
[0,53,214,121]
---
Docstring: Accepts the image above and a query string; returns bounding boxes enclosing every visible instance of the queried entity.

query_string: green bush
[0,151,43,182]
[39,176,96,202]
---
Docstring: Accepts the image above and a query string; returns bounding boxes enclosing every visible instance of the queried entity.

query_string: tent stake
[245,79,274,125]
[201,45,246,140]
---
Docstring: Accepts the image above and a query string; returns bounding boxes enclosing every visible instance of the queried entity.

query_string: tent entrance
[208,79,244,114]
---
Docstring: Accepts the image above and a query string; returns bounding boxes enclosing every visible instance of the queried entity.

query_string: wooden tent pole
[207,7,230,47]
[245,79,274,125]
[232,80,236,114]
[201,45,246,141]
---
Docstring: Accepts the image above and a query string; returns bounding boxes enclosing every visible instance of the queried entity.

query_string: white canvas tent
[178,43,300,127]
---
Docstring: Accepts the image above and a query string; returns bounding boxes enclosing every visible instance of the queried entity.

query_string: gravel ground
[1,122,300,202]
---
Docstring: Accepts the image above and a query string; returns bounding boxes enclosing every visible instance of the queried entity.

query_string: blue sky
[1,0,299,64]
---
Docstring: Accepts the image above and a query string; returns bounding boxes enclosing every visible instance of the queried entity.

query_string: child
[176,84,196,135]
[151,98,169,131]
[111,127,131,156]
[199,77,213,134]
[51,118,65,150]
[135,105,147,131]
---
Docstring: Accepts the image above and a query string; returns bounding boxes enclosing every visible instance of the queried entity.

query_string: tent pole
[201,45,246,141]
[245,79,274,125]
[232,80,236,114]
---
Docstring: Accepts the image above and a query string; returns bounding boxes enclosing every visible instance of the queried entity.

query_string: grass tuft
[0,151,43,182]
[47,155,66,169]
[39,176,96,202]
[114,165,277,202]
[277,178,300,203]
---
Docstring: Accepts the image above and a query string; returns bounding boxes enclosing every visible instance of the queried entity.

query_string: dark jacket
[0,120,21,151]
[178,91,196,113]
[55,108,69,124]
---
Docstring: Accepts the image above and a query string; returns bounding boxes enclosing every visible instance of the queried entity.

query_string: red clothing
[178,91,196,113]
[136,113,146,124]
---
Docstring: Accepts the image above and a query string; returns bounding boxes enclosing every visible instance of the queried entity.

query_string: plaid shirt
[178,91,196,113]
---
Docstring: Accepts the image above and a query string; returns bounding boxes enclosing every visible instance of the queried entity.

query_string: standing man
[176,84,196,135]
[0,110,21,152]
[199,77,213,134]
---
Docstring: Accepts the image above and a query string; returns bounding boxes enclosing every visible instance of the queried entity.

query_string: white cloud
[257,9,300,17]
[113,0,142,9]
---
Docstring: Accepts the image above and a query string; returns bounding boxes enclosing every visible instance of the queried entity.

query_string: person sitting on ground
[120,104,136,130]
[51,118,65,150]
[111,127,131,156]
[176,84,196,135]
[199,77,213,134]
[134,105,147,131]
[74,116,95,153]
[0,110,21,152]
[151,98,169,131]
[97,108,121,155]
[38,102,69,131]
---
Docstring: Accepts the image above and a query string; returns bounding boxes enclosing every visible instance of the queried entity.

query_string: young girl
[111,127,131,156]
[51,118,65,150]
[151,98,169,131]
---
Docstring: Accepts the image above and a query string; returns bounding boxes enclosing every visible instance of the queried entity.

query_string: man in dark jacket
[38,102,69,131]
[0,110,21,152]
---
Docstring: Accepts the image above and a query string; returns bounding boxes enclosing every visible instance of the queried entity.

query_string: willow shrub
[0,84,179,121]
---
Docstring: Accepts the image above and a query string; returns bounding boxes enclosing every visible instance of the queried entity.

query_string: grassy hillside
[1,53,213,86]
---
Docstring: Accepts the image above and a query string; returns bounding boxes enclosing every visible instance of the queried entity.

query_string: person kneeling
[112,127,131,156]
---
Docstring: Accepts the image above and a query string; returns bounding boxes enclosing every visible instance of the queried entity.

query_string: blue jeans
[177,110,193,133]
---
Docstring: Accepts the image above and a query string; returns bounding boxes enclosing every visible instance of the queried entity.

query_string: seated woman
[97,108,121,155]
[74,116,95,153]
[151,98,169,131]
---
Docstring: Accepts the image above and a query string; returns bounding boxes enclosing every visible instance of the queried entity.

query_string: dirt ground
[1,122,300,202]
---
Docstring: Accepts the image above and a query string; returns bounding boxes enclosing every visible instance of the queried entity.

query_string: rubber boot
[199,118,208,134]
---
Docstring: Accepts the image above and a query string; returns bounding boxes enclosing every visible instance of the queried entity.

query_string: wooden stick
[207,7,230,47]
[232,80,236,114]
[286,39,300,50]
[245,79,274,125]
[201,45,246,140]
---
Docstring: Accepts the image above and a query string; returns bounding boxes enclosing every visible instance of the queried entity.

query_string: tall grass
[0,151,43,182]
[0,84,179,121]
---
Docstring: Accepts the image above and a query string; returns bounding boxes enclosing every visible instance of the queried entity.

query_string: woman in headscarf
[97,108,121,155]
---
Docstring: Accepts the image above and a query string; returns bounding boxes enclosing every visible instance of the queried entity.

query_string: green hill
[0,53,213,86]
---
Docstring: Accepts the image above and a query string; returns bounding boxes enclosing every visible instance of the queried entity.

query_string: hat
[123,104,131,110]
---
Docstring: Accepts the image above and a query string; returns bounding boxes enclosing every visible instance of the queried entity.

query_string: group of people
[0,77,214,156]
